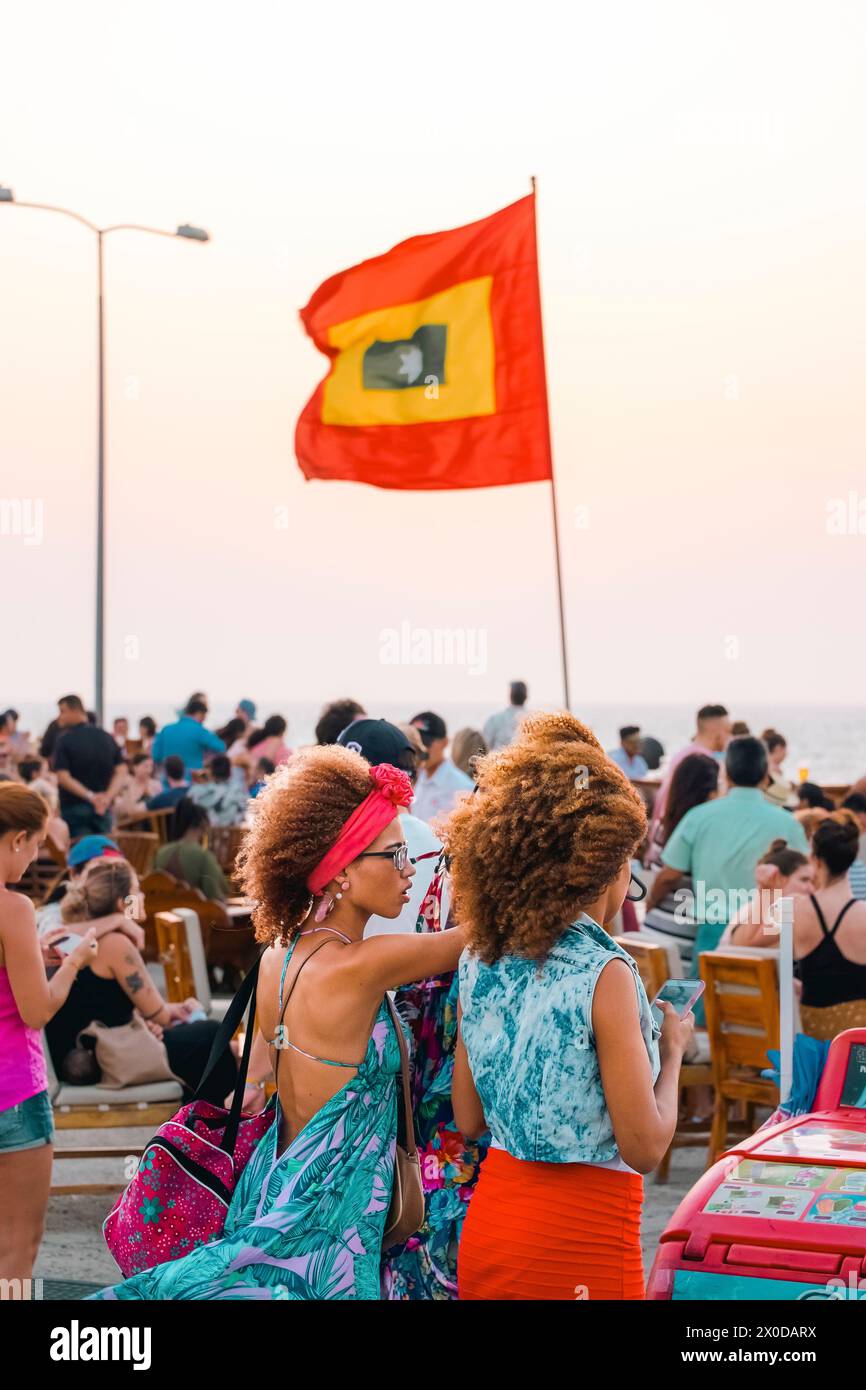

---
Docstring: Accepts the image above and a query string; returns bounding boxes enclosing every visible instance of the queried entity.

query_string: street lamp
[0,186,210,724]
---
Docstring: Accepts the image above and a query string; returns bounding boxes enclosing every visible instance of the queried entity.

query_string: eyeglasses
[625,871,647,903]
[356,843,410,872]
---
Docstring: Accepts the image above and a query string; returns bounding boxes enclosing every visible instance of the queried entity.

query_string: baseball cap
[337,718,415,769]
[238,699,257,720]
[409,711,447,748]
[68,835,121,869]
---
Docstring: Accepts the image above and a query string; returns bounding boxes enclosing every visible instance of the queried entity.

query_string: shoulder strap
[810,894,830,937]
[384,994,417,1157]
[829,900,858,937]
[192,948,266,1156]
[273,937,335,1081]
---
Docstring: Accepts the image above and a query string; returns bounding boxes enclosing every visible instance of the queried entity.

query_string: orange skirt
[458,1147,645,1301]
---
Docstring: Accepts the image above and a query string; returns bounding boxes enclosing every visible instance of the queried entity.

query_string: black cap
[409,711,447,747]
[639,736,665,771]
[337,718,414,768]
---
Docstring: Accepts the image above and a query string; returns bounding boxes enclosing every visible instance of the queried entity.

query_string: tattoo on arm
[124,971,146,994]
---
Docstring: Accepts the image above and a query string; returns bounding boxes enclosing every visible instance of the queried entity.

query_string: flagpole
[530,176,571,711]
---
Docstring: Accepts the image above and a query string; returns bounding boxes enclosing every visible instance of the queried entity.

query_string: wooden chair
[116,806,175,844]
[45,1036,181,1196]
[700,950,780,1164]
[142,869,227,955]
[141,870,257,985]
[155,908,212,1011]
[614,936,669,1000]
[155,910,196,1004]
[114,830,159,877]
[616,936,714,1182]
[206,825,246,878]
[16,834,68,906]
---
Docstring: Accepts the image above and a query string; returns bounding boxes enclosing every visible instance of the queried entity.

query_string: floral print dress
[92,996,403,1301]
[382,868,488,1301]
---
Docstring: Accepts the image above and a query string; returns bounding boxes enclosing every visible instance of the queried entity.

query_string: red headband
[306,763,413,894]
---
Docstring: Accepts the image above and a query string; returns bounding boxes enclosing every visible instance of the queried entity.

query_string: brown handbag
[274,941,424,1249]
[382,993,425,1248]
[76,1015,180,1089]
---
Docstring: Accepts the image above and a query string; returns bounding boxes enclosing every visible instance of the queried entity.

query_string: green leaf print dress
[92,940,403,1301]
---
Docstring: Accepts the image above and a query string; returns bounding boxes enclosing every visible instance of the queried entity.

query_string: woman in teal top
[92,748,466,1300]
[449,712,695,1301]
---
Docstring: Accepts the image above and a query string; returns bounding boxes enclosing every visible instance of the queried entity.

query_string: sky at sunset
[3,1,866,720]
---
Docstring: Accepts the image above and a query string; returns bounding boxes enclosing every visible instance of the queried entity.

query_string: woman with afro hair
[449,712,694,1301]
[91,745,465,1301]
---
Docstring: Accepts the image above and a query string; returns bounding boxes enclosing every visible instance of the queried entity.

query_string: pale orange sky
[3,1,866,712]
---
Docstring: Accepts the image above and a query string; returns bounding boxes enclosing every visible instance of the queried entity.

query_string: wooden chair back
[700,950,780,1162]
[117,806,175,844]
[141,869,231,960]
[614,937,669,1001]
[700,950,780,1076]
[16,834,68,905]
[206,824,246,875]
[155,910,196,1004]
[114,830,159,877]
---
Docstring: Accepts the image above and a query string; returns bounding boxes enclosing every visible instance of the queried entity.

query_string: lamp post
[0,188,209,724]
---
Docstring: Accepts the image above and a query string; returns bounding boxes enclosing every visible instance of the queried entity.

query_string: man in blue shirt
[608,725,649,781]
[146,756,190,811]
[151,698,225,774]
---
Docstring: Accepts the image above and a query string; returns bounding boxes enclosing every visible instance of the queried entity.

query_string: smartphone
[651,978,705,1027]
[51,935,81,957]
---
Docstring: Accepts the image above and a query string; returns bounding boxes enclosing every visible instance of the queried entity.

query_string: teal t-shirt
[661,786,809,944]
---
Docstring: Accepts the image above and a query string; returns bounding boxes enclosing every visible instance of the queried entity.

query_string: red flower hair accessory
[368,762,413,808]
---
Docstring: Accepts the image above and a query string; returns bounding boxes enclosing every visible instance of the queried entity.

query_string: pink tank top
[0,965,47,1110]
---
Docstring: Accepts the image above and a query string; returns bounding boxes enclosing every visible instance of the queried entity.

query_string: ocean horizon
[13,698,866,785]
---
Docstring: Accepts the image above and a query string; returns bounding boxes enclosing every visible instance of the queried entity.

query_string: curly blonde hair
[444,711,647,963]
[237,743,374,946]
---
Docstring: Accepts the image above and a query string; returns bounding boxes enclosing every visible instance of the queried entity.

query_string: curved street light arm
[5,199,101,234]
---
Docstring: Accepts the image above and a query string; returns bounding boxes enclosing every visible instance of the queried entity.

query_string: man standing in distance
[483,681,529,752]
[410,712,473,823]
[52,695,128,838]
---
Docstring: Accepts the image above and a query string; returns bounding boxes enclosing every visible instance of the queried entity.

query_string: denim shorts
[0,1090,54,1154]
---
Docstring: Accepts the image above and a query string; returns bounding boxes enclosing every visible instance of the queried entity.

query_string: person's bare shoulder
[0,886,37,935]
[591,957,640,1035]
[98,928,141,964]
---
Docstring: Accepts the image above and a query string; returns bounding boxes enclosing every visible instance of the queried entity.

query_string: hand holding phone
[53,930,99,967]
[52,934,82,957]
[650,978,705,1027]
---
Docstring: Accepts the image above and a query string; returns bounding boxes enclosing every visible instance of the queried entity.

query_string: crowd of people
[1,687,866,1300]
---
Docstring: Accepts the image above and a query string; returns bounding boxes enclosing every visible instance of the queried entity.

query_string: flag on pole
[295,194,552,491]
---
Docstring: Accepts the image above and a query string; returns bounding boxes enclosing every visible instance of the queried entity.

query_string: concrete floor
[35,1127,710,1290]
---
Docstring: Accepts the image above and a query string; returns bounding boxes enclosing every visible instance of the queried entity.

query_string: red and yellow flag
[295,194,552,491]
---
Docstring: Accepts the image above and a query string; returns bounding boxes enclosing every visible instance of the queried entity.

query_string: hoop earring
[313,893,336,923]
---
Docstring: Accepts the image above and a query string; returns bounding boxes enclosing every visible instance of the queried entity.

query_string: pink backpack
[103,957,274,1277]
